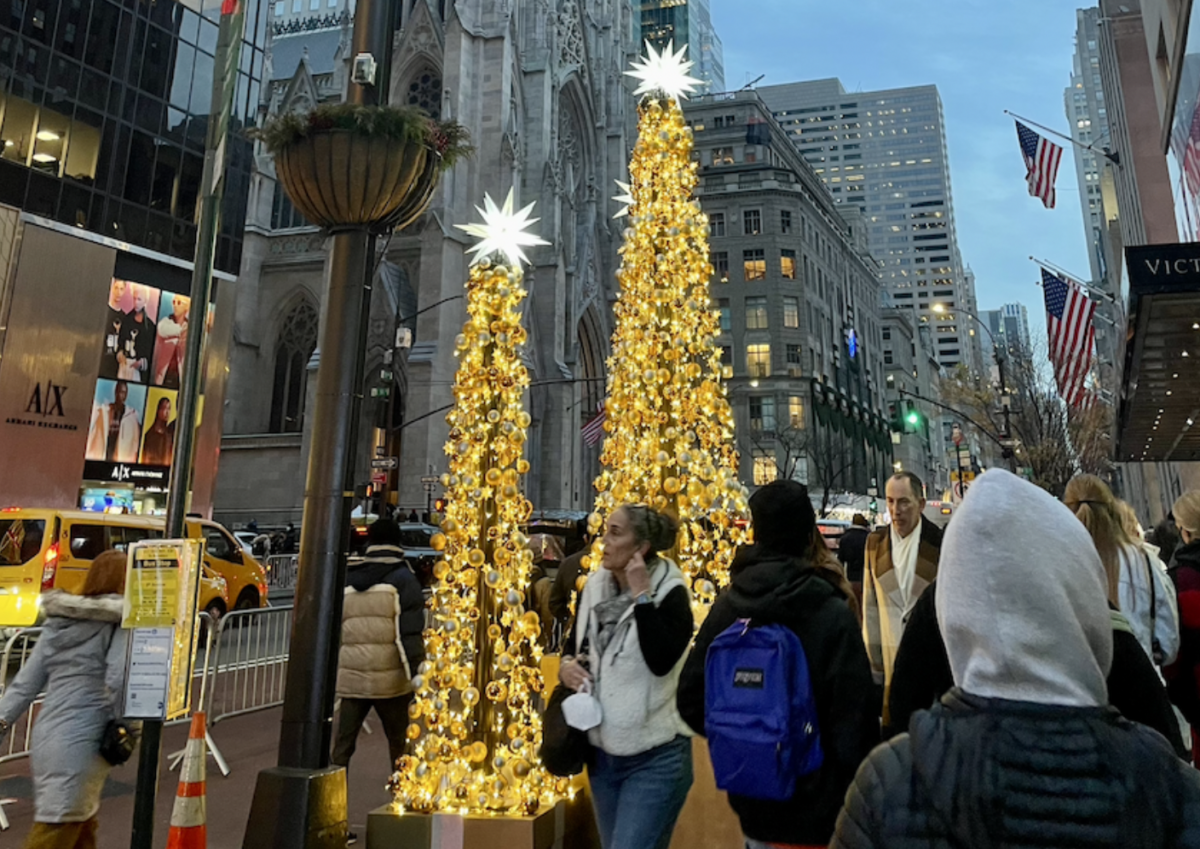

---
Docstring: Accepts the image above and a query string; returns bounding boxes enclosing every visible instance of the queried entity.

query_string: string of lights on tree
[389,191,570,816]
[587,41,749,604]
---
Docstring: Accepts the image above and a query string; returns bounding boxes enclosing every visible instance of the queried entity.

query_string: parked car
[0,509,267,628]
[348,519,441,586]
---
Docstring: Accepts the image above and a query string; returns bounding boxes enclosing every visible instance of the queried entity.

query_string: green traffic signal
[906,409,920,426]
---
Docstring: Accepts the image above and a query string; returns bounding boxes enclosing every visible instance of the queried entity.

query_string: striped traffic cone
[166,712,207,849]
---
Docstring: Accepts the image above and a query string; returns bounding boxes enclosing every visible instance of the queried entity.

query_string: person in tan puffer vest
[332,519,425,772]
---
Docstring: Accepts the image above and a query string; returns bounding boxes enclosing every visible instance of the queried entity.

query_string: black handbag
[539,682,593,777]
[100,719,138,766]
[100,626,138,766]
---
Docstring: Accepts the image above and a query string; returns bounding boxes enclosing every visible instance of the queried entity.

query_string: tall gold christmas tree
[590,43,749,604]
[390,191,569,816]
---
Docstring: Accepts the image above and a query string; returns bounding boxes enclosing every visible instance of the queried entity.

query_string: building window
[882,328,891,341]
[712,147,735,165]
[274,0,284,14]
[788,396,804,428]
[404,67,443,119]
[709,212,726,238]
[884,351,894,365]
[783,297,799,328]
[712,251,729,283]
[781,210,792,234]
[745,296,769,330]
[270,300,319,433]
[271,182,309,230]
[786,344,803,377]
[720,345,733,365]
[744,209,762,235]
[750,396,776,433]
[718,298,731,333]
[747,343,771,377]
[744,249,766,281]
[753,451,778,486]
[781,249,797,280]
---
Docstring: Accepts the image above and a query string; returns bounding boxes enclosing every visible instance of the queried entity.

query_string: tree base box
[367,792,599,849]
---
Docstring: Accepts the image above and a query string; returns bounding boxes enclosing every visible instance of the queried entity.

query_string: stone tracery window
[269,300,319,433]
[405,67,442,119]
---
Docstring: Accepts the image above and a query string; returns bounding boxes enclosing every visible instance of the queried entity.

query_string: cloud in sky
[711,0,1093,317]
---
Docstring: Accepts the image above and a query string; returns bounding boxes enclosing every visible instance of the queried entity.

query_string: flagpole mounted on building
[1004,109,1121,166]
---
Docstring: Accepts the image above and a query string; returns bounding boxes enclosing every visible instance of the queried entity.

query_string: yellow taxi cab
[0,508,268,628]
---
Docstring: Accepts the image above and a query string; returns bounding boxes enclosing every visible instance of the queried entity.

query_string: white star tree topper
[612,181,634,219]
[456,189,550,268]
[625,40,702,101]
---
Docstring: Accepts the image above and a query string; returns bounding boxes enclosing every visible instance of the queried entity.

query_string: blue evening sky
[712,0,1092,321]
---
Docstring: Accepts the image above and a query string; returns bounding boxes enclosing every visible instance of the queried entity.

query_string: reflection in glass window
[753,451,778,486]
[745,296,768,330]
[781,249,797,280]
[717,298,731,333]
[743,249,765,281]
[747,343,771,377]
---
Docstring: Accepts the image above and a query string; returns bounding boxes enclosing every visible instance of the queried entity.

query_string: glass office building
[0,0,268,275]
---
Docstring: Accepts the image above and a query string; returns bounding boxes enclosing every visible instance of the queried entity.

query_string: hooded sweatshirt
[831,470,1200,849]
[677,547,878,846]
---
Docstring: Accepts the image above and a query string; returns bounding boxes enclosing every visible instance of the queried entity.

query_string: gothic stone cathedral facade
[214,0,638,525]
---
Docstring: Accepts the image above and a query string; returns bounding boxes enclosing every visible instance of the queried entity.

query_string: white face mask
[562,684,603,731]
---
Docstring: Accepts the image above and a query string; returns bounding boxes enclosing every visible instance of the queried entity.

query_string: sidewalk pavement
[0,706,394,848]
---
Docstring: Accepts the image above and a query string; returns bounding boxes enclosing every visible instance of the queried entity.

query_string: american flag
[1016,121,1063,209]
[1183,102,1200,196]
[581,401,606,446]
[1041,269,1096,408]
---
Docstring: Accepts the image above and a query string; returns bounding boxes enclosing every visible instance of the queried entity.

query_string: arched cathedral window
[405,67,442,119]
[269,300,319,433]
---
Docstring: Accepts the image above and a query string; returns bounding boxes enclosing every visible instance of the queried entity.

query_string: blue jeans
[588,735,693,849]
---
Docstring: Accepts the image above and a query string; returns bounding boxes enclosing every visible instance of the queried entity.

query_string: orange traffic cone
[166,712,207,849]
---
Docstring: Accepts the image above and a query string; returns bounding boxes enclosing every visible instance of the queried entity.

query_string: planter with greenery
[253,103,472,231]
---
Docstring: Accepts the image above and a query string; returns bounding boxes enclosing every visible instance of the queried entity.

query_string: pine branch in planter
[251,103,472,172]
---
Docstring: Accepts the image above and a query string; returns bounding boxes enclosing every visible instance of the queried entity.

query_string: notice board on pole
[121,539,202,720]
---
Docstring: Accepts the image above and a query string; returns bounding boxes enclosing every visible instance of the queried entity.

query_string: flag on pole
[581,401,606,446]
[1041,269,1096,408]
[1016,121,1063,209]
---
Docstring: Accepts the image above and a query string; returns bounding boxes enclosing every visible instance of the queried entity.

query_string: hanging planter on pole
[253,103,472,231]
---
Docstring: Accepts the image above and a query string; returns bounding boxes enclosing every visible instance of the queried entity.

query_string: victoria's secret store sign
[1127,242,1200,295]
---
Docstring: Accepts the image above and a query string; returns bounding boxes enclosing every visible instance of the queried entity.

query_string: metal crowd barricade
[166,611,229,776]
[264,554,299,591]
[207,604,293,727]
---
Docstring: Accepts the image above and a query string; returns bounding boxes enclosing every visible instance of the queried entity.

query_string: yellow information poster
[123,544,182,628]
[121,540,202,720]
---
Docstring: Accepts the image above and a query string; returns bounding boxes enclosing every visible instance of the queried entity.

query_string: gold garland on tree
[389,192,569,816]
[588,43,750,604]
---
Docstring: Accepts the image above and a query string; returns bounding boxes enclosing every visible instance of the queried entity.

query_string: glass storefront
[0,0,267,274]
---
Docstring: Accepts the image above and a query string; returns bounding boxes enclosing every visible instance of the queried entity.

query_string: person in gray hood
[831,469,1200,849]
[0,551,133,849]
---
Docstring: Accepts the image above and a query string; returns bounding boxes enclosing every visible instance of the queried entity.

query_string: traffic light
[903,400,924,433]
[888,402,903,433]
[434,497,447,513]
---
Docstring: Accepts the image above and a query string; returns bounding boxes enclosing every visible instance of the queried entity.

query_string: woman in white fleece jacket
[559,505,694,849]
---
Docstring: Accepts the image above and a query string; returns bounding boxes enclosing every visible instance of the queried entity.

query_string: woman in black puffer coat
[832,470,1200,849]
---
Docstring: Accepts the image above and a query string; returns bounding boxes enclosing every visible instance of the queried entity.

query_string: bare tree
[939,341,1107,497]
[751,423,857,517]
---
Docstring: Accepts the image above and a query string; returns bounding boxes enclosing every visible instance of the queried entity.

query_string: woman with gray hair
[558,504,693,849]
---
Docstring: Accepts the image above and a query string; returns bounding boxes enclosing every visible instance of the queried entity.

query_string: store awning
[1116,243,1200,462]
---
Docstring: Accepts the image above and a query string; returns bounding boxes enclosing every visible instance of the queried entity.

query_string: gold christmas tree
[390,191,569,815]
[589,43,749,604]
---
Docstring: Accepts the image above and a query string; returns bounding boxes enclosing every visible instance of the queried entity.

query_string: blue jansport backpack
[704,618,823,801]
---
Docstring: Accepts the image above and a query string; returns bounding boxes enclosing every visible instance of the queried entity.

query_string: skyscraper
[640,0,725,93]
[1066,8,1112,285]
[758,79,980,373]
[979,303,1033,362]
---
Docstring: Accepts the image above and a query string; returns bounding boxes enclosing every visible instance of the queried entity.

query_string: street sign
[952,424,964,447]
[958,453,972,470]
[371,457,398,469]
[371,471,387,486]
[420,475,440,484]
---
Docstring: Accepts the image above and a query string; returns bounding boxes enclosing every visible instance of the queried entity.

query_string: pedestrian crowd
[7,470,1200,849]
